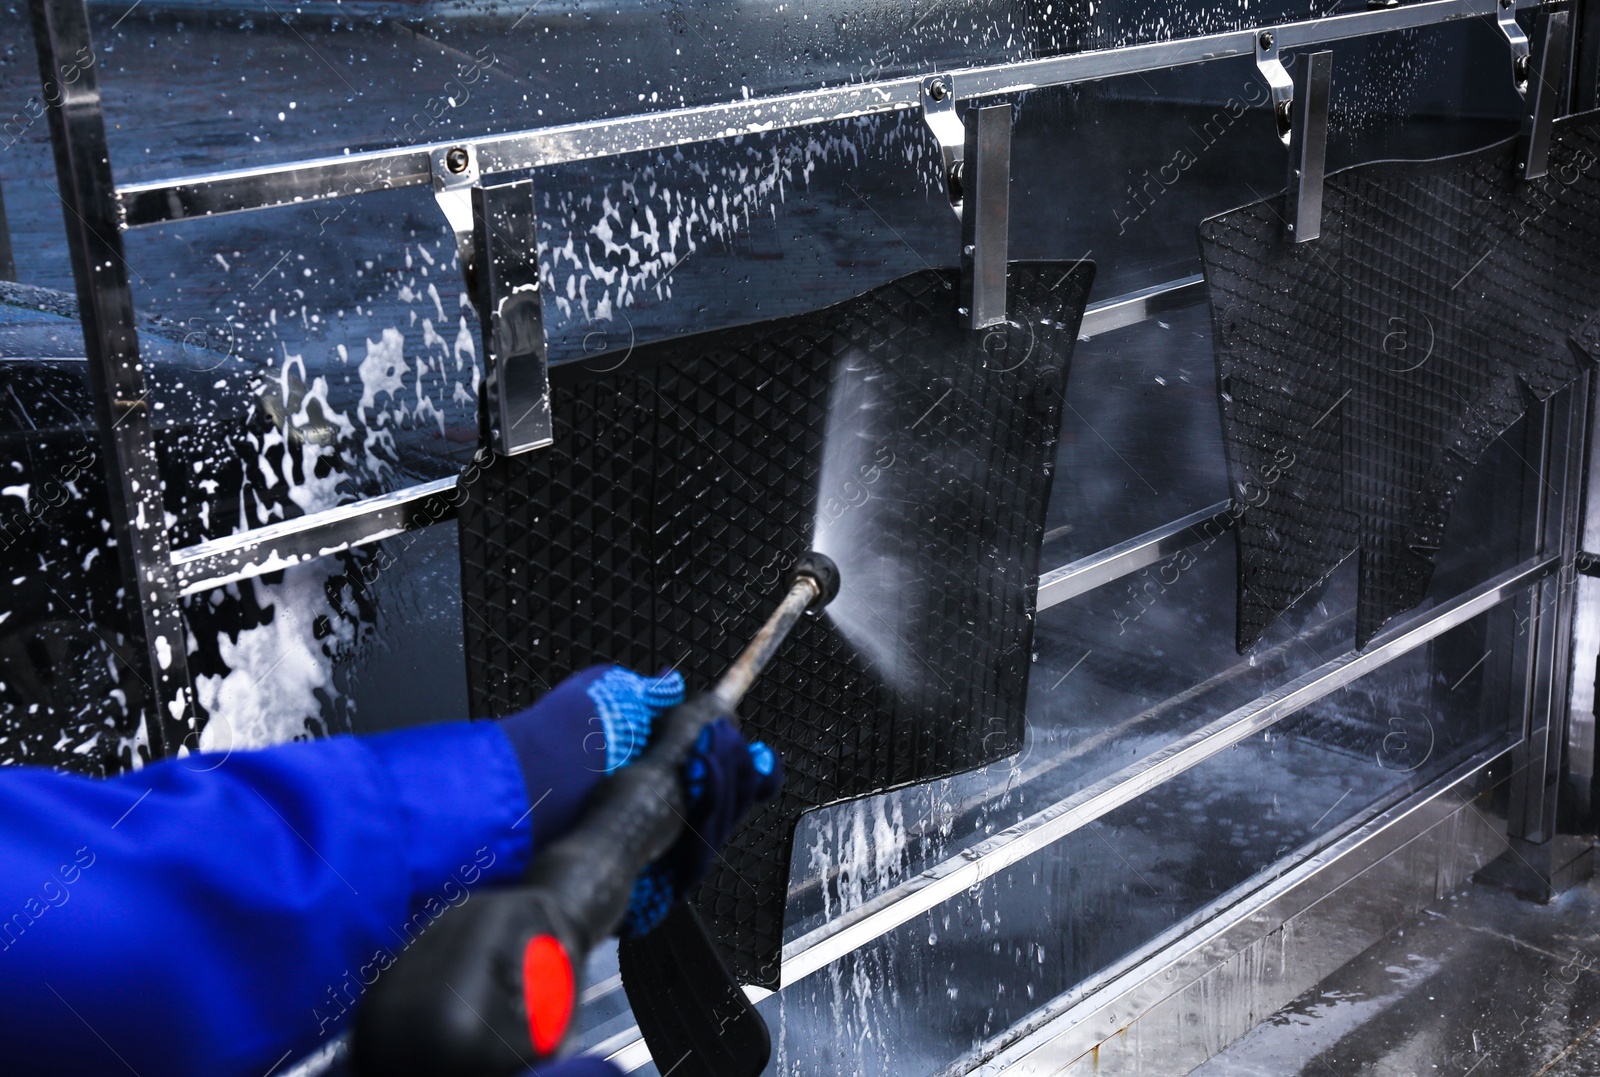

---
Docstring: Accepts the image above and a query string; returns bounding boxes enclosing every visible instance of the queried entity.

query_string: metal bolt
[445,147,471,174]
[928,80,948,101]
[1259,31,1274,50]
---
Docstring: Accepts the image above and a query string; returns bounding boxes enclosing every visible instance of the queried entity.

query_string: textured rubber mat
[457,261,1094,987]
[1201,114,1600,651]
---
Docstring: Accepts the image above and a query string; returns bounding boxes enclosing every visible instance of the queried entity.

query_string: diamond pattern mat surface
[457,261,1095,987]
[1200,114,1600,651]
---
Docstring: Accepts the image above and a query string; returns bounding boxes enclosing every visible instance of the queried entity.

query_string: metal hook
[430,143,482,281]
[1498,0,1533,97]
[921,75,966,213]
[1255,31,1295,146]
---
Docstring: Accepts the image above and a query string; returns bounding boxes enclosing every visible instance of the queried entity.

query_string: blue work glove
[622,715,784,937]
[496,665,685,847]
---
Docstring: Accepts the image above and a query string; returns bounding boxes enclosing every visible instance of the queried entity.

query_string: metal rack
[21,0,1600,1069]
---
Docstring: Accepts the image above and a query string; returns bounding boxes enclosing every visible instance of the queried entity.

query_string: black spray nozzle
[789,551,840,612]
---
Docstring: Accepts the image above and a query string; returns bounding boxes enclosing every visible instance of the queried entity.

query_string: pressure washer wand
[350,552,839,1077]
[711,554,836,714]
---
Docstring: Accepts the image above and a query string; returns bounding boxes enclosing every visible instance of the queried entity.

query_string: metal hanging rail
[116,0,1541,229]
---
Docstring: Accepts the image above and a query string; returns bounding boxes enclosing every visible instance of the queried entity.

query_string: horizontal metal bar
[774,555,1551,988]
[1077,274,1207,340]
[118,81,919,227]
[1036,500,1232,611]
[170,475,459,595]
[604,557,1551,1070]
[117,0,1533,229]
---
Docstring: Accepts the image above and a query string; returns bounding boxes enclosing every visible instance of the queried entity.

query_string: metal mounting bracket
[1499,0,1534,96]
[1285,51,1333,243]
[921,77,1013,329]
[1255,31,1295,146]
[1520,7,1573,179]
[960,103,1012,330]
[921,75,966,211]
[472,178,553,457]
[431,142,482,281]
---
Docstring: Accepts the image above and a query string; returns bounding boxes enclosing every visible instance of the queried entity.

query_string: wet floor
[1196,866,1600,1077]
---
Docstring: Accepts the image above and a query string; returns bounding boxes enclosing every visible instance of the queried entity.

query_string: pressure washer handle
[350,554,839,1077]
[349,695,725,1077]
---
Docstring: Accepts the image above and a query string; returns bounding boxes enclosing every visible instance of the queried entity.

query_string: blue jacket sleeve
[0,720,575,1077]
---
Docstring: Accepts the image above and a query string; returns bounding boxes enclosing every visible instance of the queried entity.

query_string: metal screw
[928,80,948,101]
[445,147,471,174]
[1259,31,1274,50]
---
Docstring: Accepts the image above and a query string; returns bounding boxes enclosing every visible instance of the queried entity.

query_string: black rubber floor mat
[1200,114,1600,651]
[457,261,1094,987]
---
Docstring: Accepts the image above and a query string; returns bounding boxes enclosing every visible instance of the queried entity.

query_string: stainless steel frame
[28,0,195,755]
[114,0,1541,229]
[959,743,1513,1074]
[27,2,1597,1071]
[1509,379,1589,845]
[597,556,1554,1070]
[1567,375,1600,831]
[1037,501,1232,612]
[778,556,1552,988]
[170,476,460,597]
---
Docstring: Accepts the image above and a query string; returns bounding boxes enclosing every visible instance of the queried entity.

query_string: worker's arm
[0,666,773,1077]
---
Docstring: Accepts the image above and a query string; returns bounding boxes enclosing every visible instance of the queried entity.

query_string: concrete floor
[1194,858,1600,1077]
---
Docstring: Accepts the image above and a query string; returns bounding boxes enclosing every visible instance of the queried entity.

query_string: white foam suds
[195,568,354,753]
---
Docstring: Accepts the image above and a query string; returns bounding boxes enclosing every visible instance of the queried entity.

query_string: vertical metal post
[1508,377,1588,846]
[29,0,193,758]
[959,103,1012,331]
[1565,371,1600,833]
[1285,51,1332,244]
[0,178,15,282]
